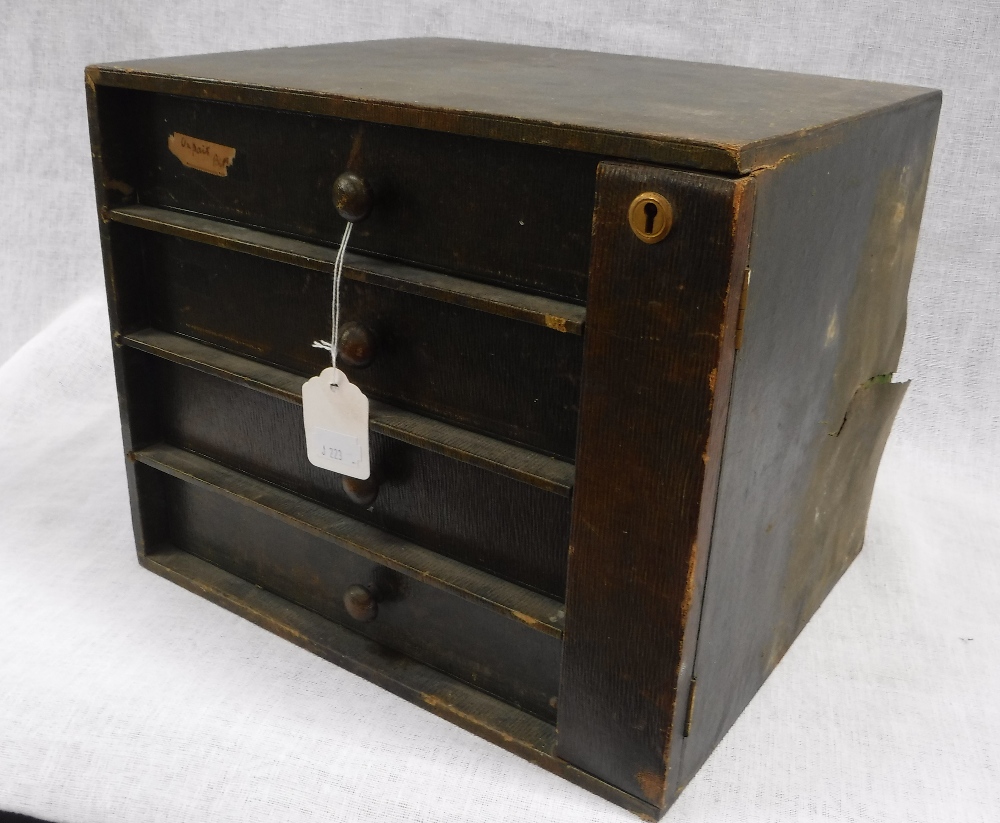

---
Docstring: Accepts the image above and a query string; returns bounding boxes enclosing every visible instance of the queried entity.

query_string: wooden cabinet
[87,39,940,817]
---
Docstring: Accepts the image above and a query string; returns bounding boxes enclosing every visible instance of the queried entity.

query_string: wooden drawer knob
[342,473,380,506]
[343,584,378,622]
[337,321,377,368]
[333,171,375,222]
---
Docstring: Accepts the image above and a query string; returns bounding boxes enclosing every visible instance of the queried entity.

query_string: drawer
[135,228,582,459]
[100,88,598,302]
[131,352,572,599]
[143,464,561,722]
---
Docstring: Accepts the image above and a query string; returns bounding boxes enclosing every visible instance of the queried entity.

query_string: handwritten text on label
[312,428,362,468]
[167,132,236,177]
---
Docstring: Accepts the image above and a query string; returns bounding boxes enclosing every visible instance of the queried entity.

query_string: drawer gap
[109,205,587,334]
[134,442,566,637]
[122,328,576,496]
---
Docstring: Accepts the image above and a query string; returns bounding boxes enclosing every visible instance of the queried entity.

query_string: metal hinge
[683,677,698,738]
[734,268,751,350]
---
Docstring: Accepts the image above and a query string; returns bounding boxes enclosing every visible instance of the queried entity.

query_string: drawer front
[157,470,561,722]
[142,231,582,460]
[109,88,597,302]
[148,357,571,599]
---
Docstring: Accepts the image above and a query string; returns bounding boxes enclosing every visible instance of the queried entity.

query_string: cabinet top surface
[88,37,939,174]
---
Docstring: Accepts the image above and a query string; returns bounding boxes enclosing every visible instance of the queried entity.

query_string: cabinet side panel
[679,95,941,788]
[557,163,753,808]
[87,76,160,555]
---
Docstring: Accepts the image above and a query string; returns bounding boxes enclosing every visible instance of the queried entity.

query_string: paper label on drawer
[302,367,370,479]
[167,132,236,177]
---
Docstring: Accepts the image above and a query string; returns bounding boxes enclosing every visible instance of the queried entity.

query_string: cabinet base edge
[138,546,661,819]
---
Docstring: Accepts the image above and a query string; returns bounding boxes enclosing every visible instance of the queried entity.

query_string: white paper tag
[302,367,370,479]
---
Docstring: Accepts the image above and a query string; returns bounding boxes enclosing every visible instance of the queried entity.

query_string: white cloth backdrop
[1,3,998,822]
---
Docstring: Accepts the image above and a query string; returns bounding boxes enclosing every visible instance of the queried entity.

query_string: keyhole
[628,192,673,243]
[644,202,658,234]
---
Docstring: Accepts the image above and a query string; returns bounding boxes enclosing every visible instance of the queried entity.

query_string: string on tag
[312,221,354,386]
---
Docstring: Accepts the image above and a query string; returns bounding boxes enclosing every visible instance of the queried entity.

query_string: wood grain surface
[141,357,572,599]
[88,38,936,174]
[557,162,754,807]
[133,228,583,459]
[108,205,587,334]
[136,541,659,818]
[677,94,941,790]
[141,464,562,721]
[121,329,576,496]
[136,443,565,636]
[94,86,597,301]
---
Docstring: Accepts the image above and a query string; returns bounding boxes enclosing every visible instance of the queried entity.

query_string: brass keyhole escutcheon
[628,192,673,243]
